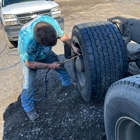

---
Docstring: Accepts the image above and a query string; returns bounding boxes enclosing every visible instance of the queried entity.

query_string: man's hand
[60,34,81,55]
[49,62,61,69]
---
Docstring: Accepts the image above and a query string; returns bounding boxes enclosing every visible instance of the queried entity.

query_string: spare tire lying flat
[71,21,128,102]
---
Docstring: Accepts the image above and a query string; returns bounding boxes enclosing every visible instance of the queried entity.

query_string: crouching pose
[18,15,79,121]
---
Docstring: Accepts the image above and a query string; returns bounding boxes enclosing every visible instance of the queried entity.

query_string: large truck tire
[104,75,140,140]
[3,30,17,49]
[71,21,128,102]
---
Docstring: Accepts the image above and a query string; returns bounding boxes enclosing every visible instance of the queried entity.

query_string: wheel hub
[75,56,84,72]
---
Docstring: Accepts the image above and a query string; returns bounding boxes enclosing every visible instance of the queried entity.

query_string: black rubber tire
[71,21,128,102]
[3,30,17,49]
[104,75,140,140]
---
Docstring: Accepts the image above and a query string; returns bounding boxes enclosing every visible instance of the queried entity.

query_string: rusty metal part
[108,16,140,44]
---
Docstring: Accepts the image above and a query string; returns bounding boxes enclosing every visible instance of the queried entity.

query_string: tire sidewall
[104,84,140,140]
[71,21,128,102]
[72,27,92,101]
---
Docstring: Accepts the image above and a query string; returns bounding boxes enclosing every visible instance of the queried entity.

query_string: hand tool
[59,54,82,66]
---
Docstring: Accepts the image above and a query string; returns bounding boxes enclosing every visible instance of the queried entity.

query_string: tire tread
[72,21,128,102]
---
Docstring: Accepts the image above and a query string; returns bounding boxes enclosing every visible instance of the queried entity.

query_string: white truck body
[0,0,64,44]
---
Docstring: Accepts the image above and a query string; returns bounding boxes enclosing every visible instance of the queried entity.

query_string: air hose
[33,69,50,102]
[0,45,20,71]
[0,44,50,102]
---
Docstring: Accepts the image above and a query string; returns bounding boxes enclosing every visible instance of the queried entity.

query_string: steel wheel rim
[115,116,140,140]
[75,66,85,87]
[72,36,86,87]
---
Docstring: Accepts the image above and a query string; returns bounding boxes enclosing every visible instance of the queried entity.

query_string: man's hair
[34,22,57,46]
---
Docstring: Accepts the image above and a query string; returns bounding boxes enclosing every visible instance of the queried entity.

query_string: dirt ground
[2,56,105,140]
[3,66,105,140]
[1,0,140,140]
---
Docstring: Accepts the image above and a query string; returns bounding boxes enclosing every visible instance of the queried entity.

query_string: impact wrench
[59,54,82,67]
[33,53,82,102]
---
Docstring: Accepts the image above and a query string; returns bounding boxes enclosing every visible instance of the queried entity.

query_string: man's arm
[25,61,60,69]
[60,34,80,55]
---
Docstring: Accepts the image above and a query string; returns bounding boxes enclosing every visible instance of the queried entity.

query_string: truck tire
[71,21,128,102]
[3,31,17,49]
[104,75,140,140]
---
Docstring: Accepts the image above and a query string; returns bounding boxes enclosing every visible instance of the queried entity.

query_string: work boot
[26,109,39,121]
[62,82,77,90]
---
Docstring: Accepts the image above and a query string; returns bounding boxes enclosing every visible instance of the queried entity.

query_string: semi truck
[64,15,140,140]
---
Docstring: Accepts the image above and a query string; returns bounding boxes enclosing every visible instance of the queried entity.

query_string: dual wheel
[104,75,140,140]
[71,21,128,102]
[71,21,140,140]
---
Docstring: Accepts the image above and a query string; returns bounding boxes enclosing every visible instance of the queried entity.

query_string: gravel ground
[3,61,105,140]
[1,0,140,139]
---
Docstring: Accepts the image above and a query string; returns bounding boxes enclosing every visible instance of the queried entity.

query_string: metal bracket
[108,16,140,45]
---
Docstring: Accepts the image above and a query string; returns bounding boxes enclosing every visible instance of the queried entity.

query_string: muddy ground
[1,0,140,140]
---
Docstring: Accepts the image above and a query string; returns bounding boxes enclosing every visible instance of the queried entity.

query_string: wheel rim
[75,56,85,86]
[72,36,86,88]
[115,117,140,140]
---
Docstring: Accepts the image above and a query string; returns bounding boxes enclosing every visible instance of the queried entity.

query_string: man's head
[34,22,57,46]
